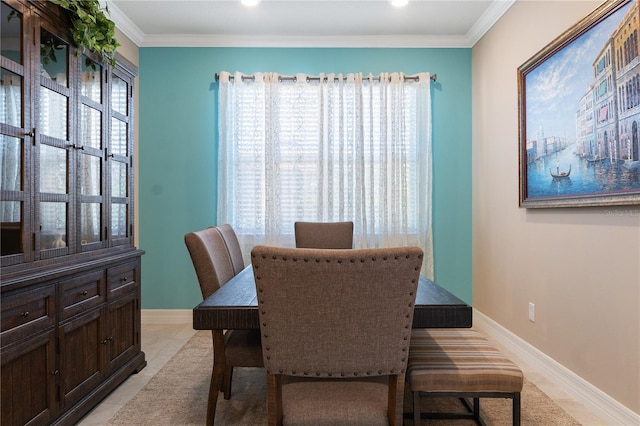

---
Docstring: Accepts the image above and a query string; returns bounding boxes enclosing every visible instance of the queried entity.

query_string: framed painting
[518,0,640,208]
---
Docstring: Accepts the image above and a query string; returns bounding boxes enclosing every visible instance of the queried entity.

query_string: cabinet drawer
[60,270,106,321]
[108,261,138,299]
[1,285,56,347]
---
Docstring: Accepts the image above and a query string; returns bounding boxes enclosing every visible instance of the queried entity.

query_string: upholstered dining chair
[251,245,423,426]
[216,223,245,276]
[184,225,263,426]
[294,221,354,249]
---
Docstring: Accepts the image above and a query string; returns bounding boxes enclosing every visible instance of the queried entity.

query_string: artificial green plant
[49,0,120,65]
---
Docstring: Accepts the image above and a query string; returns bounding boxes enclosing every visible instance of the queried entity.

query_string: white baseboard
[141,309,192,325]
[473,309,639,426]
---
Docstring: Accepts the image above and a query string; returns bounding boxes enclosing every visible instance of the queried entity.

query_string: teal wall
[138,47,472,308]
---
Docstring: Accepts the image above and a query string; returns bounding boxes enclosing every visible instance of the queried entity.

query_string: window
[217,72,433,277]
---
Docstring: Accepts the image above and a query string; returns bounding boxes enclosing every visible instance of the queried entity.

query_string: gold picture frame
[518,0,640,208]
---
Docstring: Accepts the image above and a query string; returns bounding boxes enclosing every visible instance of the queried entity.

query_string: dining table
[192,264,472,424]
[192,265,472,330]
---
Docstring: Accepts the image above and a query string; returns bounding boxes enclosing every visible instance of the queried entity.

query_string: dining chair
[216,223,245,275]
[251,245,423,425]
[184,225,263,426]
[294,221,354,249]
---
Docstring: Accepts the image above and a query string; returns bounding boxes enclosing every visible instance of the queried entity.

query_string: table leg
[205,330,227,426]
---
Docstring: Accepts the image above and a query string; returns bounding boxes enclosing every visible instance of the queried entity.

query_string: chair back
[251,245,423,377]
[184,226,235,299]
[294,221,354,249]
[217,223,245,275]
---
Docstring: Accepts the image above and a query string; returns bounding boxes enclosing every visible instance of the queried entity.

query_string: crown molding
[105,0,145,46]
[466,0,516,46]
[107,1,516,49]
[139,34,473,48]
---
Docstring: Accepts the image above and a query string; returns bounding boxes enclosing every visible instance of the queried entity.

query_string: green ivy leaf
[48,0,120,66]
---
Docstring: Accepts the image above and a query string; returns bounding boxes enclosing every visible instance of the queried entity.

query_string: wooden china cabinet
[0,1,146,425]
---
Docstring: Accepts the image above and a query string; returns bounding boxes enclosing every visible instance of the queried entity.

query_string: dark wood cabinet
[1,1,145,424]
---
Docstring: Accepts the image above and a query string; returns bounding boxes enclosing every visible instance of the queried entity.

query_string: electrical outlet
[528,302,535,322]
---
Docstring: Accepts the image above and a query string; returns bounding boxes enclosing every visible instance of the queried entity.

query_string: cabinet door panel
[107,291,138,373]
[1,329,57,426]
[59,307,104,409]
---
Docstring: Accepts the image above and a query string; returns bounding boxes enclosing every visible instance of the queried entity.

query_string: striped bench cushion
[408,329,524,394]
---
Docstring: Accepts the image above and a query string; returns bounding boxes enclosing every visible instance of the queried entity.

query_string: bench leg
[409,391,519,426]
[473,397,480,420]
[513,392,521,426]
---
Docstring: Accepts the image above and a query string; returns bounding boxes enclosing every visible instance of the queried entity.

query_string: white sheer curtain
[217,71,433,278]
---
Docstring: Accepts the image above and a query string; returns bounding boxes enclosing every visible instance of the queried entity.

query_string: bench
[408,329,524,425]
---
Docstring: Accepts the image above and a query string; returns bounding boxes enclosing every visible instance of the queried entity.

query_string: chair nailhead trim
[254,248,423,381]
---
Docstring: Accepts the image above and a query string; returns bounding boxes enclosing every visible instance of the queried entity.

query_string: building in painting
[592,38,617,161]
[575,84,596,158]
[613,0,640,161]
[574,0,640,163]
[526,126,571,163]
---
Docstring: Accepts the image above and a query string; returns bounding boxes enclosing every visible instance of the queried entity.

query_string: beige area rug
[108,331,581,425]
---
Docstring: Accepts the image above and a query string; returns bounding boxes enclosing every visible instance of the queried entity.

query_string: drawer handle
[120,276,128,282]
[101,337,114,345]
[21,311,29,317]
[81,290,88,296]
[51,370,59,376]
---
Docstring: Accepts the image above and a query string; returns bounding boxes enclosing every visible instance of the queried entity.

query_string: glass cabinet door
[1,0,30,264]
[109,71,133,246]
[79,55,105,250]
[36,24,71,258]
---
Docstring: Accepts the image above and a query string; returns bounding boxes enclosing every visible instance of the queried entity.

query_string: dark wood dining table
[193,265,472,330]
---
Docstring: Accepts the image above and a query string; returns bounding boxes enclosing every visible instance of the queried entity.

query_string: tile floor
[78,322,610,425]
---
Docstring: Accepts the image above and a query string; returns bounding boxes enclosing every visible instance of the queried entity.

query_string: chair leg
[387,374,404,426]
[413,391,421,426]
[266,373,283,426]
[206,363,224,426]
[513,393,521,426]
[223,366,234,399]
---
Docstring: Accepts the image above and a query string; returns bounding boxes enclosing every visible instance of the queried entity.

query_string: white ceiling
[106,0,516,48]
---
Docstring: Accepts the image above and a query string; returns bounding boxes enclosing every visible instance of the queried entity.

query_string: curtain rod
[215,73,437,83]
